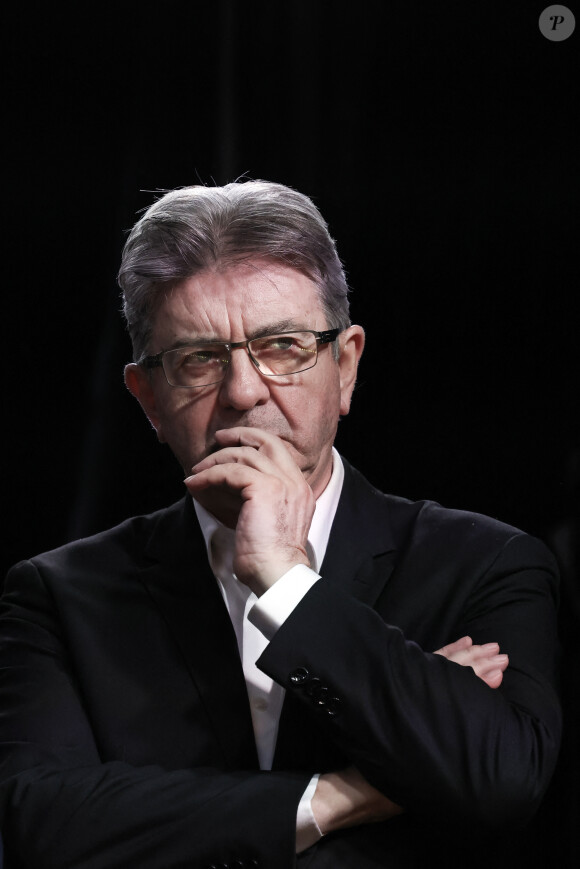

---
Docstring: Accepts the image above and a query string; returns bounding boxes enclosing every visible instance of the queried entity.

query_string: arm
[302,637,509,841]
[258,534,561,833]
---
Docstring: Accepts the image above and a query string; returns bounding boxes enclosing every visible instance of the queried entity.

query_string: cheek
[284,376,341,442]
[157,391,217,455]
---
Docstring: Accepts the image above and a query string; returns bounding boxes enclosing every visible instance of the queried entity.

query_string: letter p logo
[539,5,576,40]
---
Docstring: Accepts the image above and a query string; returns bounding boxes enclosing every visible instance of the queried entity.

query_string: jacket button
[325,696,343,716]
[305,679,328,704]
[289,667,310,685]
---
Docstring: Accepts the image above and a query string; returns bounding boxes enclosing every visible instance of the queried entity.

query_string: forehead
[151,260,325,343]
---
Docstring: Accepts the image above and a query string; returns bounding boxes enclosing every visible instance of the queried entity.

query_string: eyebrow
[164,319,310,349]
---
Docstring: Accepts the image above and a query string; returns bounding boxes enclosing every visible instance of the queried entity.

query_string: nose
[217,344,271,410]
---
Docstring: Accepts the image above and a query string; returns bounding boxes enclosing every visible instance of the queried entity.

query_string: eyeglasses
[140,328,341,388]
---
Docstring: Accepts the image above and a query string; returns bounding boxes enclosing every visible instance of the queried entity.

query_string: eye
[263,336,297,351]
[175,346,226,368]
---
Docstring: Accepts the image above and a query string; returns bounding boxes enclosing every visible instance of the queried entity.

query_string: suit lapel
[139,497,258,770]
[320,458,399,606]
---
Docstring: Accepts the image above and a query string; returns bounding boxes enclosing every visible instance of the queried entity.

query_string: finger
[185,462,266,494]
[191,446,287,479]
[480,642,501,654]
[433,636,472,658]
[213,427,303,477]
[214,426,285,450]
[480,668,504,690]
[450,642,500,663]
[473,654,509,675]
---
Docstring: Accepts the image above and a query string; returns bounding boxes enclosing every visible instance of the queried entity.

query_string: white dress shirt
[193,447,344,850]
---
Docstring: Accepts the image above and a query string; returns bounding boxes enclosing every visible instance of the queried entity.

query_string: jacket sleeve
[0,559,309,869]
[257,530,562,834]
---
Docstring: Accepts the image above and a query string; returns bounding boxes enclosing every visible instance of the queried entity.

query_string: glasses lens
[164,344,230,387]
[249,332,318,375]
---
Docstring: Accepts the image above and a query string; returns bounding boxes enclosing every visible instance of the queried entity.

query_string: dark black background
[3,2,578,865]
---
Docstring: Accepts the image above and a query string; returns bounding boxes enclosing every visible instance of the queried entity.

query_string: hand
[184,427,316,595]
[311,766,404,835]
[434,635,509,689]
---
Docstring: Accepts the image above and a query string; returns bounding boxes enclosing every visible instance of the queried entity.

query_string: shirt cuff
[296,773,323,853]
[248,564,321,641]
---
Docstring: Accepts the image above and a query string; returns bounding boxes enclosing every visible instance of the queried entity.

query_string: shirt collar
[194,447,344,573]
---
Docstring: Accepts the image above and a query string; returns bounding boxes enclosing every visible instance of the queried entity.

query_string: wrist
[237,550,311,596]
[311,769,404,834]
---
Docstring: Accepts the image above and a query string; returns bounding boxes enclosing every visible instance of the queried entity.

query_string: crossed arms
[310,636,509,840]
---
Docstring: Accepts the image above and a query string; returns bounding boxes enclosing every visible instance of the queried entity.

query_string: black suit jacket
[0,459,562,868]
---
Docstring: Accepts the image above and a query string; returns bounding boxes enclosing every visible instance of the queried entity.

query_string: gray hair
[118,180,351,361]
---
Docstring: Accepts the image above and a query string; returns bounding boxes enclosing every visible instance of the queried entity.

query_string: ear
[337,325,365,416]
[124,363,167,442]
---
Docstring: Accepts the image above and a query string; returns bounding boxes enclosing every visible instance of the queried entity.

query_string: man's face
[125,260,364,498]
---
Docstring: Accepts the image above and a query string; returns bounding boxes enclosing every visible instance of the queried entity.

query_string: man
[0,181,561,867]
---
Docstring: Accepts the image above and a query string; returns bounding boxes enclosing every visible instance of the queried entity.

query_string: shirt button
[252,698,268,711]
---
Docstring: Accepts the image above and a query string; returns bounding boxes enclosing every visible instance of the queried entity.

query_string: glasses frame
[139,328,342,388]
